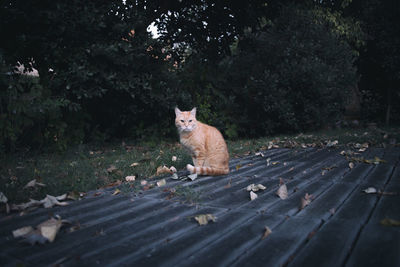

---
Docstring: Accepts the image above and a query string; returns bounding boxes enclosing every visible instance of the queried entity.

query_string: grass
[1,127,399,204]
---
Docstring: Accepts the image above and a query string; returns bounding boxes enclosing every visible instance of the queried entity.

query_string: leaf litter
[276,178,288,200]
[194,214,216,225]
[13,215,69,244]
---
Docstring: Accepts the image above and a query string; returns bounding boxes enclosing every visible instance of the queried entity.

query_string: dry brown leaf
[156,165,172,176]
[194,214,216,225]
[107,165,117,173]
[24,179,46,189]
[112,189,121,195]
[246,184,266,192]
[255,152,265,157]
[42,194,69,209]
[276,184,288,200]
[380,218,400,227]
[261,226,272,240]
[157,179,166,187]
[300,193,313,210]
[37,218,62,242]
[250,191,258,201]
[125,176,136,182]
[12,226,34,238]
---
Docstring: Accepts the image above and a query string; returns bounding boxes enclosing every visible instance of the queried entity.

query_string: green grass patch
[1,127,399,204]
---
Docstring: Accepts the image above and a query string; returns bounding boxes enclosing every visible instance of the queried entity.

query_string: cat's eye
[180,120,185,123]
[189,120,192,122]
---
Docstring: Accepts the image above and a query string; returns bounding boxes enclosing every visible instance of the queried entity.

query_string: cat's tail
[186,164,229,176]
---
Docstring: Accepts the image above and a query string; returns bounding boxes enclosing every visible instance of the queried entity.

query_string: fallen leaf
[24,179,46,189]
[246,184,266,192]
[171,173,179,180]
[300,193,313,210]
[261,226,272,240]
[170,166,177,173]
[156,165,172,176]
[141,180,148,185]
[93,192,102,197]
[362,187,377,194]
[266,158,271,166]
[37,217,62,242]
[276,184,288,200]
[188,173,198,181]
[42,194,69,208]
[112,189,121,195]
[125,176,136,182]
[157,179,166,187]
[130,162,139,167]
[172,156,177,162]
[250,191,258,201]
[289,167,294,171]
[107,165,117,173]
[194,214,216,225]
[326,140,338,147]
[349,162,355,169]
[0,192,7,203]
[104,180,122,188]
[236,164,242,171]
[380,218,400,227]
[255,152,265,157]
[271,161,279,165]
[12,226,34,238]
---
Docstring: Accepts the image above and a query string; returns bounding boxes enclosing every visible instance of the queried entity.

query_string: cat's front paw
[186,164,195,174]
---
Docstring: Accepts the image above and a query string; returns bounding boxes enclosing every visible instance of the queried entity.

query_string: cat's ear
[174,107,181,117]
[190,107,197,117]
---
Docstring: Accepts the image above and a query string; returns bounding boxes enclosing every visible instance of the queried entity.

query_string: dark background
[0,0,399,151]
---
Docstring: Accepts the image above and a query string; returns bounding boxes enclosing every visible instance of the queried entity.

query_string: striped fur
[186,164,230,176]
[175,107,229,176]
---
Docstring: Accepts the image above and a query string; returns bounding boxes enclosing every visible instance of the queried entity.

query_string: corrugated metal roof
[1,147,399,266]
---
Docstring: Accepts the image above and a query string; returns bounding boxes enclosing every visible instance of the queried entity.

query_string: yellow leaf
[156,165,172,176]
[112,189,121,195]
[37,218,62,242]
[194,214,216,225]
[380,218,400,227]
[236,165,242,171]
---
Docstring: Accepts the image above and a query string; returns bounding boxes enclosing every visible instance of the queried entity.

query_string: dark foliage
[0,0,398,152]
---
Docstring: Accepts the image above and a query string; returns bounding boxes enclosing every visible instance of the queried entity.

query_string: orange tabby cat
[175,107,229,176]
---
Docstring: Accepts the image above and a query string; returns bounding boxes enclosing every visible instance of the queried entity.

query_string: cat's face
[175,107,197,133]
